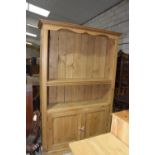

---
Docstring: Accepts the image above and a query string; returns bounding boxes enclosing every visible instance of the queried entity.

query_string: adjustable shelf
[46,79,112,86]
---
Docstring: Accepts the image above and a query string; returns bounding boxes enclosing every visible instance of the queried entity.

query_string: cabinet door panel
[85,107,110,138]
[53,115,79,143]
[47,113,81,150]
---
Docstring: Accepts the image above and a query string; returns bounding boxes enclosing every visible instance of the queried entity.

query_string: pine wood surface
[47,100,110,113]
[40,29,48,151]
[38,19,121,37]
[39,19,120,153]
[46,79,112,86]
[69,133,128,155]
[47,106,110,151]
[112,110,129,122]
[42,148,71,155]
[111,110,129,145]
[48,85,110,108]
[48,29,110,80]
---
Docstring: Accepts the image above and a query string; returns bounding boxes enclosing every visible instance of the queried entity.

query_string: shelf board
[47,99,110,113]
[46,79,112,86]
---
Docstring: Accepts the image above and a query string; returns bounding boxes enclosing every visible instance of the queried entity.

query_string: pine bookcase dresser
[39,19,121,155]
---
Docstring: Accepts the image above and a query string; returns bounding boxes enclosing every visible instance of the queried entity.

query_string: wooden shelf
[47,99,110,113]
[46,79,112,86]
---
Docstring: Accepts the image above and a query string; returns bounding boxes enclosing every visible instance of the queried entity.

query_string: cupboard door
[47,112,81,150]
[84,107,110,138]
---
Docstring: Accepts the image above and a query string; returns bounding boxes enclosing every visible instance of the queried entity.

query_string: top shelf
[46,79,112,86]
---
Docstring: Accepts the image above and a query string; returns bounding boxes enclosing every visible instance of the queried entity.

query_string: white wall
[84,0,129,53]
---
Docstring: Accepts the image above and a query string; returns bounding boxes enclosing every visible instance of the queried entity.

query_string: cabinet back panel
[48,29,109,80]
[48,85,110,106]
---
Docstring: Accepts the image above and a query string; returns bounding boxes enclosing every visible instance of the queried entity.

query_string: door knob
[79,126,85,132]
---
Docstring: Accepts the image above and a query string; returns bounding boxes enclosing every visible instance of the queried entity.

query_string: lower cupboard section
[46,105,111,152]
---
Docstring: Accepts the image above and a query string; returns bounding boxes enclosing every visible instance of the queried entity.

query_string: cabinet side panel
[104,38,119,127]
[40,28,48,150]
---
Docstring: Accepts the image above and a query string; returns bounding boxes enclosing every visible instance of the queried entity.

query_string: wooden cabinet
[47,105,110,150]
[39,20,121,154]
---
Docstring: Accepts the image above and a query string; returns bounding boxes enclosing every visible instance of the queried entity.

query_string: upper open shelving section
[39,20,121,110]
[47,28,119,81]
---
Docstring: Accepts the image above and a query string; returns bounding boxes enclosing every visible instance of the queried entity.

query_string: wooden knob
[79,126,85,132]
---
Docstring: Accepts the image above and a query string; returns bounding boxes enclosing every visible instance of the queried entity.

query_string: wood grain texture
[47,105,111,151]
[48,100,110,114]
[46,79,112,86]
[48,87,57,106]
[72,33,81,78]
[47,112,81,150]
[111,110,129,145]
[40,28,48,151]
[39,19,121,37]
[85,107,110,138]
[42,149,71,155]
[104,38,116,79]
[93,36,107,78]
[80,33,88,78]
[69,133,128,155]
[40,19,120,154]
[48,31,59,80]
[58,30,67,79]
[65,31,74,79]
[104,38,119,130]
[48,85,110,107]
[53,115,80,144]
[48,29,115,80]
[86,35,95,78]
